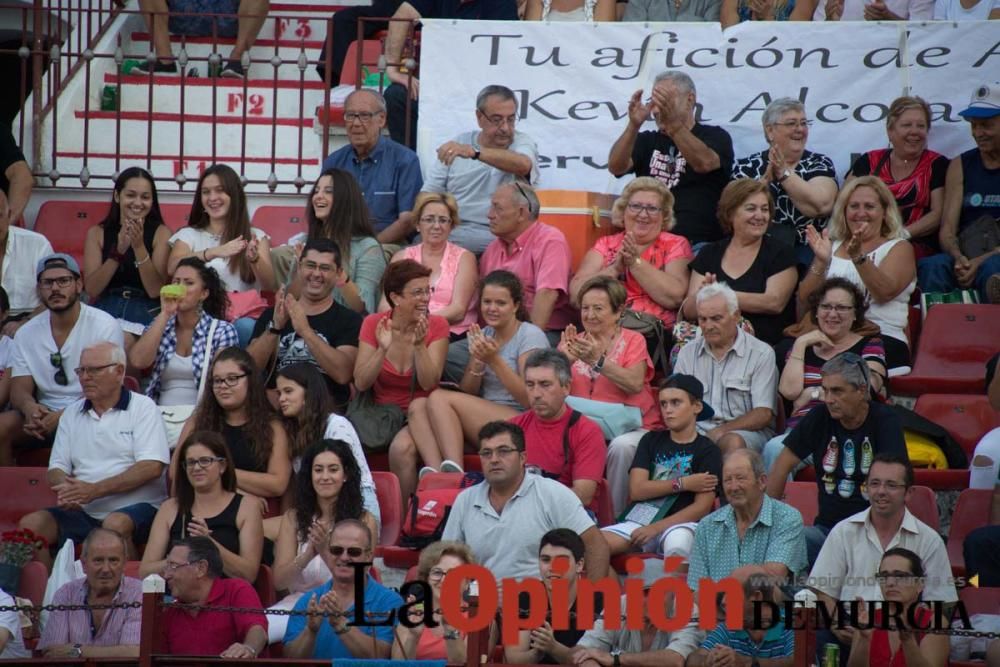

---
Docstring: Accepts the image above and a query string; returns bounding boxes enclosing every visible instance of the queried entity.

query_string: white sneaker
[418,466,437,480]
[440,459,464,474]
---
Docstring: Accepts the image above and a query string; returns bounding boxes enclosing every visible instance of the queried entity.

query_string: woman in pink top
[392,541,495,661]
[384,192,478,338]
[570,176,692,328]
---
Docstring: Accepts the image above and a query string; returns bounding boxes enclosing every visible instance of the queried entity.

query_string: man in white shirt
[0,188,53,329]
[18,341,167,568]
[0,254,124,465]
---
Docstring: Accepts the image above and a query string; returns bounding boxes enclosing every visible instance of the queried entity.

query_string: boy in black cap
[601,374,722,559]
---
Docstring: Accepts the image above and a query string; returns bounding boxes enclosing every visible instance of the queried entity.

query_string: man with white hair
[19,341,169,567]
[608,71,733,248]
[673,282,777,455]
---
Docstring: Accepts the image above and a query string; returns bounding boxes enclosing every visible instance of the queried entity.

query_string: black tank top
[100,219,160,292]
[168,493,243,556]
[223,423,268,474]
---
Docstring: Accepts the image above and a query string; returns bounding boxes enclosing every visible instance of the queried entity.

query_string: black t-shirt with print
[630,124,734,245]
[785,401,907,529]
[629,431,722,517]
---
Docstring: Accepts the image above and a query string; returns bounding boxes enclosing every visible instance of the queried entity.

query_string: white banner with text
[417,20,997,193]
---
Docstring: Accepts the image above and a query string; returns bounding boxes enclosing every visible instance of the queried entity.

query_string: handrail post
[31,0,44,168]
[465,590,490,667]
[139,574,166,667]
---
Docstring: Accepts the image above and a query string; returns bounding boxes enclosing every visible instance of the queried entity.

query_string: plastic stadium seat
[783,481,818,527]
[381,472,461,570]
[372,471,402,550]
[593,479,615,527]
[947,489,992,578]
[16,561,48,607]
[0,467,57,533]
[250,206,308,247]
[124,560,142,579]
[914,394,1000,458]
[13,448,52,468]
[33,200,109,268]
[891,305,999,395]
[315,39,387,126]
[950,586,1000,667]
[254,564,276,607]
[159,202,192,231]
[905,485,939,532]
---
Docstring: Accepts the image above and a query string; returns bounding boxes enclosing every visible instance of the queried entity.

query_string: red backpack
[400,472,482,549]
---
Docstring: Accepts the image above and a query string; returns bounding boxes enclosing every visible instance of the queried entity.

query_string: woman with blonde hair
[799,175,916,371]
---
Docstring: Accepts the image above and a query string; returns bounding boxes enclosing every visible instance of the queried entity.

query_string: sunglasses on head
[50,352,69,386]
[329,546,366,558]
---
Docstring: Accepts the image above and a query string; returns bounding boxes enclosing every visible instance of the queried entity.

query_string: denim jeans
[93,288,158,326]
[918,252,1000,301]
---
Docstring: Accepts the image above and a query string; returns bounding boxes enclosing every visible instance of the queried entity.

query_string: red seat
[16,561,48,607]
[124,560,142,579]
[950,586,1000,667]
[254,564,276,607]
[419,472,464,490]
[33,200,110,269]
[592,479,615,527]
[0,467,57,533]
[794,465,971,492]
[914,394,1000,458]
[891,305,999,395]
[315,39,387,127]
[250,205,308,247]
[124,376,141,393]
[905,485,939,532]
[462,455,483,472]
[783,481,818,527]
[380,471,463,570]
[372,471,402,551]
[159,202,192,231]
[947,489,993,578]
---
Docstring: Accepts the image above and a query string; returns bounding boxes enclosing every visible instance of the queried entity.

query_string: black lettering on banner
[914,46,949,68]
[693,102,711,123]
[746,36,783,69]
[973,40,1000,67]
[928,102,959,123]
[864,44,902,68]
[854,103,888,123]
[470,33,522,66]
[609,31,680,81]
[521,45,569,67]
[724,37,745,69]
[591,47,629,69]
[816,103,849,123]
[685,47,719,68]
[514,89,568,120]
[731,92,772,123]
[788,47,836,69]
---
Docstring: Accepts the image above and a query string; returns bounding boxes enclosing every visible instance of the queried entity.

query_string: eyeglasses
[513,181,535,216]
[867,480,906,491]
[626,202,663,216]
[301,260,336,273]
[212,373,248,388]
[818,304,854,314]
[772,120,813,129]
[344,110,382,124]
[875,570,920,585]
[419,215,452,227]
[329,545,367,558]
[74,363,118,377]
[480,113,517,128]
[183,456,225,470]
[39,275,75,289]
[478,446,520,460]
[406,287,435,298]
[163,560,197,573]
[50,352,69,386]
[428,568,449,581]
[837,352,869,387]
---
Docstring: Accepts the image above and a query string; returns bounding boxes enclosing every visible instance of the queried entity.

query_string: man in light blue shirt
[322,89,423,243]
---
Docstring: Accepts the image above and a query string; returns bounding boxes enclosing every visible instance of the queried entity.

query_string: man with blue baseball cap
[0,253,123,465]
[930,81,1000,303]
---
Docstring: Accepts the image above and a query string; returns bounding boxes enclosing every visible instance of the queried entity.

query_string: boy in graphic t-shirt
[602,374,722,558]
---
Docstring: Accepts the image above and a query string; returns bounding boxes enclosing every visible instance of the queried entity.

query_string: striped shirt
[37,577,142,649]
[700,622,794,659]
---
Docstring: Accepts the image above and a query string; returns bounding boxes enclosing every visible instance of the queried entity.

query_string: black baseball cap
[659,373,715,421]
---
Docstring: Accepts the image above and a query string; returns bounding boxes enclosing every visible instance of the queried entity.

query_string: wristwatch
[70,644,83,658]
[443,630,462,640]
[591,354,606,375]
[471,141,481,161]
[333,622,351,635]
[778,168,792,183]
[268,321,283,335]
[611,648,622,667]
[852,254,868,266]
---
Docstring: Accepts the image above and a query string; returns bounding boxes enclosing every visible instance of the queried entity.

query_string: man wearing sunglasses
[0,253,123,466]
[424,84,539,255]
[18,341,168,569]
[284,519,403,659]
[766,353,908,569]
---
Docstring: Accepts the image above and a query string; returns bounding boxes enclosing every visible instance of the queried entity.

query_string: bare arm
[301,324,358,385]
[385,2,422,91]
[629,256,689,310]
[581,526,610,581]
[781,174,838,219]
[376,212,415,244]
[478,145,534,179]
[353,341,385,392]
[570,250,619,306]
[83,224,118,300]
[0,370,10,408]
[734,266,797,315]
[10,374,39,415]
[854,241,915,304]
[4,160,32,224]
[989,359,1000,411]
[219,496,264,582]
[668,125,721,174]
[249,236,277,292]
[238,625,268,660]
[903,187,944,241]
[137,225,171,298]
[596,358,646,396]
[789,0,819,19]
[715,407,774,437]
[413,337,448,392]
[233,420,291,498]
[128,309,171,370]
[766,447,802,498]
[282,622,318,658]
[273,511,306,591]
[530,288,559,331]
[720,0,740,27]
[594,0,618,20]
[433,250,478,324]
[571,479,598,507]
[139,500,178,578]
[245,329,277,370]
[938,158,964,260]
[608,122,639,177]
[89,460,165,498]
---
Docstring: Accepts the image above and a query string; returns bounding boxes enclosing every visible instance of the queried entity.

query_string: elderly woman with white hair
[799,175,917,373]
[732,97,839,265]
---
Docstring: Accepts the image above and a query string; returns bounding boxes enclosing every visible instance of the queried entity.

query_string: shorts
[46,502,159,548]
[602,521,697,557]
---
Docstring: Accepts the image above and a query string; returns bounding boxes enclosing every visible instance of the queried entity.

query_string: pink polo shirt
[480,221,574,331]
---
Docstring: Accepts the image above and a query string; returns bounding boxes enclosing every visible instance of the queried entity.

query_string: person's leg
[383,83,418,149]
[20,507,97,571]
[964,525,1000,586]
[762,433,790,479]
[138,0,173,60]
[404,396,444,470]
[731,429,769,454]
[606,430,646,517]
[716,431,748,456]
[103,502,159,561]
[600,522,641,556]
[388,426,417,506]
[427,391,517,465]
[916,253,957,294]
[804,524,832,570]
[973,254,1000,304]
[230,0,270,63]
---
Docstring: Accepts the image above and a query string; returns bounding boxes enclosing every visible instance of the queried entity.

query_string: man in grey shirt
[623,0,722,21]
[423,84,540,254]
[442,421,610,582]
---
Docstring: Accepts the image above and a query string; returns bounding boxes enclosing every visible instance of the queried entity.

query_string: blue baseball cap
[959,82,1000,119]
[36,253,81,279]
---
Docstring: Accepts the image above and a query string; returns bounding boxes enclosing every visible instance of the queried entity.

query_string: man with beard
[0,254,123,464]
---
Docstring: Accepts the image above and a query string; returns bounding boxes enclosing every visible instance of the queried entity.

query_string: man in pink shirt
[510,349,607,509]
[480,183,575,336]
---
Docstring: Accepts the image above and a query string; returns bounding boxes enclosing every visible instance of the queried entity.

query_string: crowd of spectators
[0,3,998,661]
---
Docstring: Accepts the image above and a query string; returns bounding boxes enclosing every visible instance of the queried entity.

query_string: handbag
[345,390,405,453]
[620,309,670,377]
[564,396,642,441]
[958,214,1000,260]
[920,289,979,319]
[158,318,217,450]
[226,290,269,321]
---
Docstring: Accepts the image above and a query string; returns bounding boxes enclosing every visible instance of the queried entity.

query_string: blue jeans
[93,289,158,326]
[805,523,833,570]
[234,317,256,348]
[762,432,813,481]
[46,502,159,547]
[918,252,1000,301]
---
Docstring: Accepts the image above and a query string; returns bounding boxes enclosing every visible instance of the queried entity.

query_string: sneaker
[418,466,437,480]
[987,274,1000,305]
[821,437,839,474]
[132,59,178,75]
[219,59,246,79]
[842,439,856,477]
[860,437,874,476]
[837,479,855,498]
[440,459,464,474]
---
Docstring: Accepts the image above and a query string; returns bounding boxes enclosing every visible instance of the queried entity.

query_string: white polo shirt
[0,226,53,315]
[807,507,958,603]
[442,472,596,581]
[49,389,169,520]
[11,303,125,410]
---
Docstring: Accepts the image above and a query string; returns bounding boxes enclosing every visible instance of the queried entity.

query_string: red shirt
[511,408,607,507]
[869,606,933,667]
[358,312,450,409]
[162,578,267,656]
